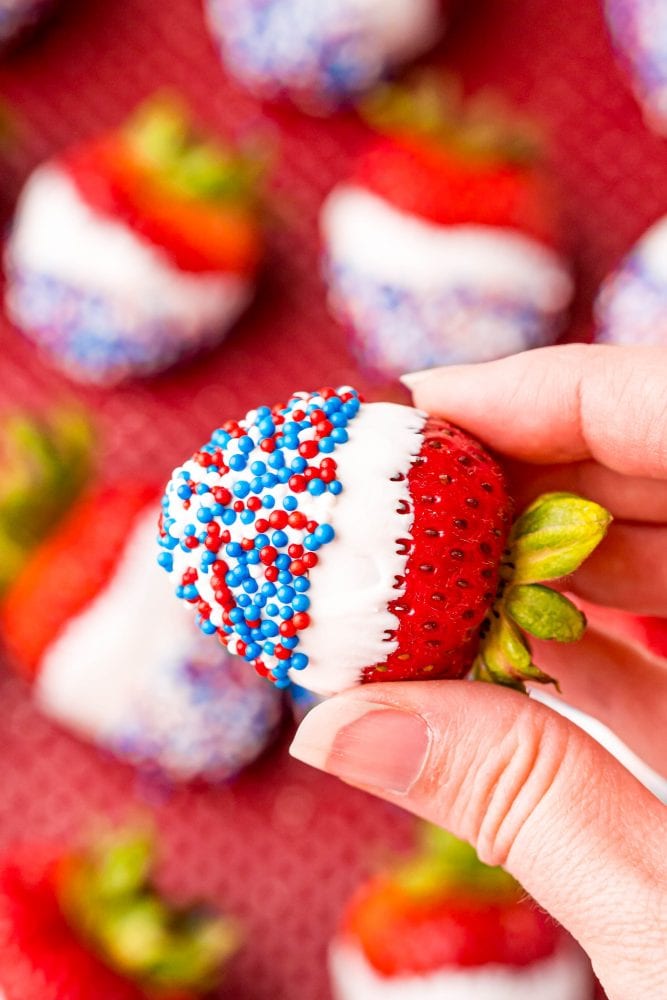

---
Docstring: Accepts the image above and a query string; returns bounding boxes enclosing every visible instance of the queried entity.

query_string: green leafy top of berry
[58,829,240,996]
[124,95,263,204]
[475,492,612,692]
[359,72,542,166]
[0,408,93,592]
[393,826,519,905]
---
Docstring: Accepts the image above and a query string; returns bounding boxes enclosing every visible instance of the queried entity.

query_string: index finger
[403,344,667,478]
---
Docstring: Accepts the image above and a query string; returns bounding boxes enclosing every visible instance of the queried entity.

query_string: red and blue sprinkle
[158,387,361,688]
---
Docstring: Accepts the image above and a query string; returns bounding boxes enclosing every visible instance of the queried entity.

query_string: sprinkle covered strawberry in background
[595,214,667,346]
[605,0,667,136]
[321,76,574,378]
[0,407,92,593]
[1,483,283,782]
[204,0,447,111]
[0,0,55,49]
[0,829,239,1000]
[158,386,610,696]
[5,96,263,385]
[329,825,594,1000]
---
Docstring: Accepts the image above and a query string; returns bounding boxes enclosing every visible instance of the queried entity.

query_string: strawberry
[321,76,573,375]
[5,96,264,385]
[1,483,283,781]
[0,831,239,1000]
[204,0,447,110]
[605,0,667,136]
[64,98,263,276]
[158,387,610,695]
[2,482,157,678]
[0,407,92,594]
[330,825,593,997]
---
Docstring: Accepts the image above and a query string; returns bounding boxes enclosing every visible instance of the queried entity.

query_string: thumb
[290,681,667,999]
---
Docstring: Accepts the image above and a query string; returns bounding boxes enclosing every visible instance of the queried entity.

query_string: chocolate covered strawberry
[0,829,239,1000]
[158,387,610,695]
[2,483,282,781]
[329,825,593,1000]
[595,214,667,347]
[321,77,573,377]
[5,97,263,384]
[605,0,667,136]
[205,0,447,111]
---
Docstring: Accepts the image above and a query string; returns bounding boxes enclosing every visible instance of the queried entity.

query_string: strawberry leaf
[509,491,611,584]
[505,584,586,642]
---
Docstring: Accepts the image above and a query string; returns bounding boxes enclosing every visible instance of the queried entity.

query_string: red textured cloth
[0,0,652,995]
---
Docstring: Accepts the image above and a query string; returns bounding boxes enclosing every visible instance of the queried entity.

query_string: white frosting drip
[329,938,593,1000]
[297,402,425,694]
[625,214,667,279]
[7,164,252,336]
[321,185,573,310]
[35,510,278,779]
[164,402,425,695]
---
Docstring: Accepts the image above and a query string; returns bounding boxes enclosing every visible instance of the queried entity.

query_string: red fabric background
[0,0,653,994]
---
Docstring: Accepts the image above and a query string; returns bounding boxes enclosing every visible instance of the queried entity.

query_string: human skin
[290,344,667,1000]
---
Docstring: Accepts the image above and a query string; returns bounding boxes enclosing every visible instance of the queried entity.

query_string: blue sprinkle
[238,436,254,453]
[279,606,294,620]
[293,595,310,612]
[283,496,298,511]
[246,550,260,565]
[315,524,335,543]
[250,477,264,493]
[227,541,242,557]
[222,508,237,525]
[184,524,196,536]
[319,437,335,453]
[304,535,320,551]
[275,553,291,570]
[272,530,288,547]
[262,583,277,597]
[245,643,261,660]
[197,507,213,523]
[307,478,326,496]
[277,586,295,603]
[157,552,173,572]
[237,594,251,608]
[261,620,279,637]
[290,653,309,670]
[250,460,267,475]
[261,473,278,488]
[282,636,299,649]
[331,428,348,444]
[177,485,192,500]
[263,641,276,656]
[268,451,285,469]
[229,454,247,471]
[290,457,307,473]
[266,603,279,617]
[274,678,291,690]
[331,412,348,427]
[200,619,217,635]
[195,483,211,494]
[328,481,343,495]
[243,578,259,594]
[278,570,293,584]
[262,495,276,508]
[294,577,310,592]
[233,481,250,498]
[229,608,244,624]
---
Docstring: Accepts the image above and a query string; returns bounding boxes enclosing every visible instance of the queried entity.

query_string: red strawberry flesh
[365,416,512,683]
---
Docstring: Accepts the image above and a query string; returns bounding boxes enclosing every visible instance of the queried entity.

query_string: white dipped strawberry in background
[329,825,594,1000]
[0,0,55,48]
[1,483,283,782]
[5,97,263,385]
[605,0,667,135]
[158,386,610,696]
[321,77,574,378]
[204,0,447,110]
[595,215,667,346]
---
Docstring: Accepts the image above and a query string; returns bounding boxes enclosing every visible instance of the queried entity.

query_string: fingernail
[399,370,432,391]
[289,698,431,795]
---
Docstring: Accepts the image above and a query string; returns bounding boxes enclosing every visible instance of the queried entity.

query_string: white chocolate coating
[322,186,572,311]
[298,402,425,693]
[329,938,593,1000]
[36,509,281,780]
[6,165,251,346]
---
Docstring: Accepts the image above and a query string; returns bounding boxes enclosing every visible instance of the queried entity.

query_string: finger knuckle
[461,703,572,868]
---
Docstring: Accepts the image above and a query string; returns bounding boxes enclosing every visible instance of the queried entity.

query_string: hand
[290,345,667,1000]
